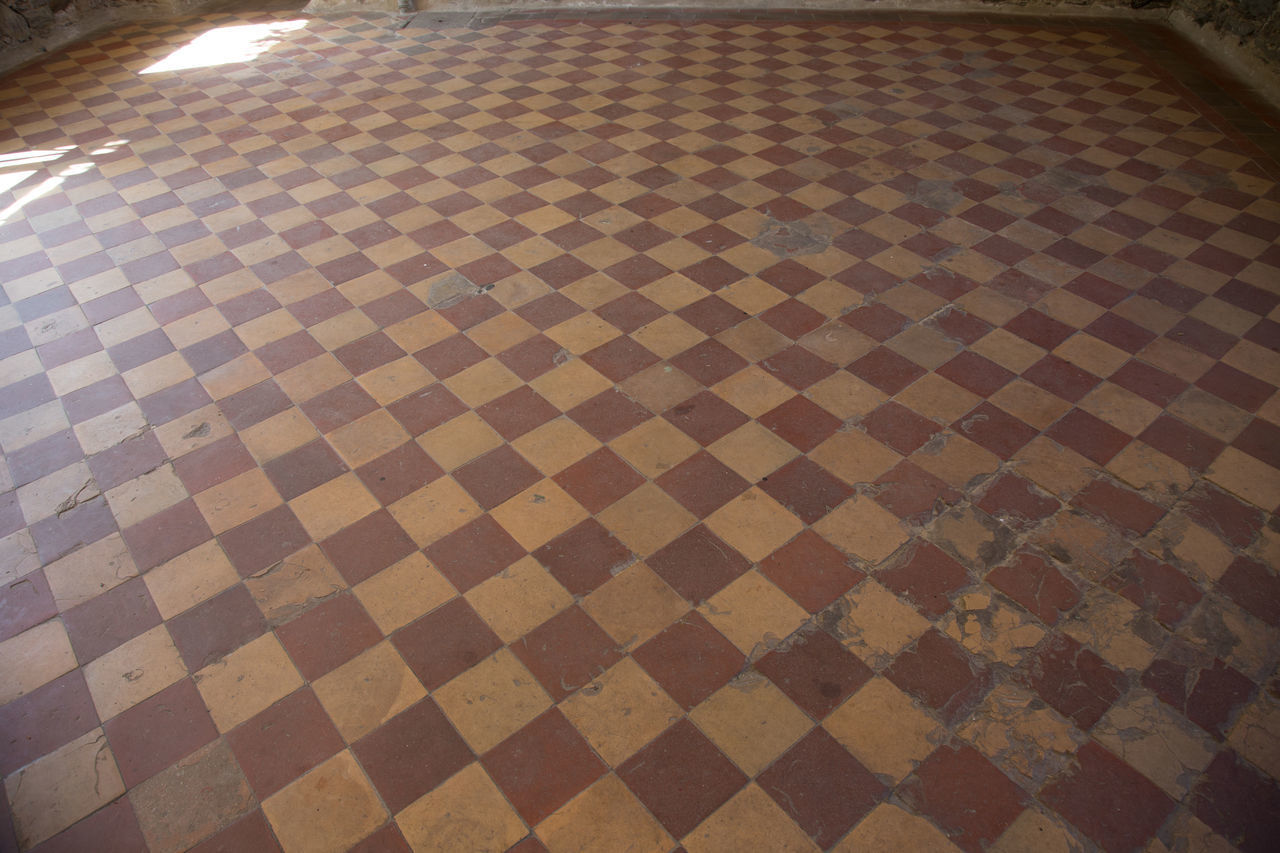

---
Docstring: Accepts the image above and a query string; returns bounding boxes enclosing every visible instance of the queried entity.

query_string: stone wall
[1176,0,1279,65]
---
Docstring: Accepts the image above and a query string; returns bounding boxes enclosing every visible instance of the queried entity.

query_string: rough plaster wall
[1176,0,1279,65]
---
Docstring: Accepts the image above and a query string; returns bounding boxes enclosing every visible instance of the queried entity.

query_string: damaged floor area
[1,7,1279,852]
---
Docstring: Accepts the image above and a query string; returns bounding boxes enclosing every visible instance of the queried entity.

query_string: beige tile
[538,774,674,853]
[691,675,812,776]
[195,633,303,731]
[242,543,346,625]
[312,641,427,742]
[804,372,887,420]
[354,552,455,634]
[83,624,187,720]
[989,809,1077,853]
[4,728,125,850]
[708,421,800,481]
[17,462,95,526]
[73,402,147,455]
[192,467,282,534]
[705,487,804,563]
[531,359,613,411]
[832,803,960,853]
[811,429,901,485]
[825,678,945,781]
[1010,436,1095,498]
[389,477,483,547]
[582,562,686,650]
[611,417,701,478]
[1207,447,1280,510]
[144,539,240,620]
[513,418,601,476]
[327,409,412,469]
[357,356,435,407]
[1094,691,1215,798]
[597,482,697,557]
[289,474,380,540]
[1228,696,1280,780]
[434,648,552,753]
[711,366,794,418]
[828,581,930,666]
[418,410,504,470]
[683,784,819,853]
[263,751,389,853]
[397,763,527,853]
[105,465,191,529]
[956,683,1084,787]
[913,434,1002,490]
[465,555,573,643]
[813,496,907,564]
[699,571,810,655]
[544,312,621,355]
[236,407,318,464]
[560,657,681,767]
[489,479,589,551]
[943,591,1045,668]
[43,533,138,611]
[444,358,523,407]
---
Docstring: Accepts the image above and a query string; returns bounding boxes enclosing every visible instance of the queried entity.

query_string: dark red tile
[873,460,962,523]
[847,346,926,394]
[758,728,884,848]
[30,495,118,564]
[262,439,349,501]
[347,824,410,853]
[1138,415,1225,471]
[902,744,1026,853]
[29,796,147,853]
[664,391,750,446]
[866,401,943,455]
[1219,556,1280,627]
[1023,355,1100,403]
[300,381,378,434]
[62,576,162,663]
[62,376,132,425]
[647,526,750,604]
[454,445,543,511]
[276,593,382,680]
[256,331,324,374]
[1190,749,1280,853]
[1166,316,1236,359]
[877,541,970,618]
[1104,550,1201,628]
[168,584,268,671]
[511,606,623,702]
[1071,478,1165,535]
[0,570,56,643]
[0,670,97,777]
[393,598,502,691]
[930,306,992,345]
[841,303,910,341]
[1046,408,1131,465]
[759,528,862,614]
[1041,741,1174,853]
[138,378,213,426]
[581,336,659,383]
[386,382,467,436]
[320,509,417,585]
[617,718,747,839]
[220,505,310,577]
[227,688,345,798]
[552,447,645,514]
[633,611,745,710]
[483,708,606,825]
[334,332,405,376]
[1005,309,1074,350]
[886,629,992,725]
[1233,417,1280,470]
[677,295,749,336]
[219,380,291,431]
[1028,633,1126,729]
[88,431,168,492]
[1184,483,1265,548]
[475,386,559,441]
[9,430,83,487]
[1084,312,1157,353]
[104,679,218,787]
[759,395,842,452]
[976,473,1061,528]
[182,330,248,375]
[761,300,826,340]
[188,811,282,853]
[568,388,653,442]
[532,519,632,596]
[937,351,1017,398]
[108,328,175,372]
[755,626,871,720]
[425,515,525,593]
[356,442,443,506]
[1142,653,1255,739]
[497,334,566,381]
[289,289,351,327]
[656,451,749,518]
[172,435,257,496]
[354,698,473,812]
[670,339,748,387]
[1196,363,1274,413]
[987,549,1080,626]
[761,345,837,390]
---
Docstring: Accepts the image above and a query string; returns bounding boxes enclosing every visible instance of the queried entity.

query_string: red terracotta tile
[262,439,349,501]
[1023,355,1100,403]
[1166,316,1235,358]
[1028,633,1126,729]
[511,606,623,702]
[532,519,632,596]
[1071,479,1166,536]
[1218,556,1280,627]
[30,796,147,853]
[1184,483,1265,548]
[63,575,162,663]
[1005,308,1074,350]
[88,431,169,492]
[886,629,993,724]
[256,331,324,374]
[1138,415,1225,471]
[759,727,884,847]
[497,334,567,381]
[873,460,963,523]
[618,718,747,838]
[937,351,1015,397]
[759,395,842,452]
[220,380,292,431]
[633,611,744,710]
[847,346,926,395]
[755,626,871,720]
[0,670,98,777]
[0,570,56,643]
[188,811,282,853]
[30,495,118,563]
[347,824,411,853]
[1190,749,1280,853]
[413,334,488,378]
[1045,408,1131,464]
[138,378,214,426]
[227,688,345,798]
[300,381,379,434]
[987,549,1080,626]
[581,336,660,383]
[656,451,750,518]
[172,435,256,496]
[761,300,826,340]
[1232,417,1280,469]
[354,698,473,812]
[1041,741,1174,853]
[677,295,750,335]
[761,345,838,390]
[977,473,1060,528]
[568,389,654,442]
[902,744,1026,853]
[647,525,750,605]
[454,446,543,511]
[866,401,943,455]
[386,383,467,436]
[664,390,750,446]
[425,515,526,593]
[276,593,382,680]
[393,597,503,691]
[877,542,970,619]
[334,332,405,376]
[841,303,910,341]
[320,509,417,585]
[475,386,560,441]
[1104,550,1202,628]
[356,442,443,506]
[483,708,606,825]
[108,328,175,372]
[220,505,310,577]
[168,584,268,670]
[62,376,132,425]
[183,330,248,375]
[104,679,218,787]
[670,339,748,387]
[553,447,645,514]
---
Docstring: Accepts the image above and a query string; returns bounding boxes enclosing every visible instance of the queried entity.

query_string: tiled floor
[1,6,1279,852]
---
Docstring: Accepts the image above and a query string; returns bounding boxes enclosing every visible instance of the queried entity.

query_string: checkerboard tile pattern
[1,7,1279,852]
